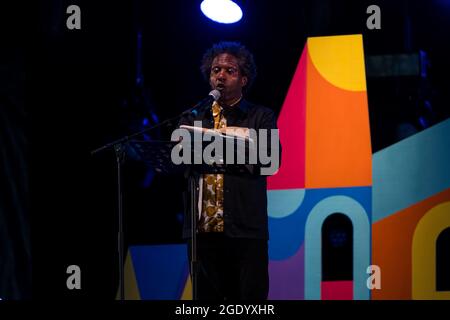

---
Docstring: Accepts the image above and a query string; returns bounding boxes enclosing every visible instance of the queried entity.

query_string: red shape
[321,281,353,300]
[267,47,306,190]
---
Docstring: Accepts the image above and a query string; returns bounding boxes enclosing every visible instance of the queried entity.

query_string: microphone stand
[91,97,214,301]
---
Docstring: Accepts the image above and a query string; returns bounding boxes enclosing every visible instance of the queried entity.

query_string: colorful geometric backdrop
[121,34,450,300]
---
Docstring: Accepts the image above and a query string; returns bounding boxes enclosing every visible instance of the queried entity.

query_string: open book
[179,125,254,144]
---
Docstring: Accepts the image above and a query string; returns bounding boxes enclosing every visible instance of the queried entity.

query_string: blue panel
[130,244,188,300]
[268,202,307,261]
[373,118,450,222]
[269,187,371,260]
[268,189,305,218]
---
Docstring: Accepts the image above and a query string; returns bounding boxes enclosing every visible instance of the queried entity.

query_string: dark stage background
[0,0,449,299]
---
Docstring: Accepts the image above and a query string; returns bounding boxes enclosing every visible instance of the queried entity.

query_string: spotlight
[200,0,243,24]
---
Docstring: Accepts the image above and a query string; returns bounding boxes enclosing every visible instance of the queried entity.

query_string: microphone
[183,89,221,116]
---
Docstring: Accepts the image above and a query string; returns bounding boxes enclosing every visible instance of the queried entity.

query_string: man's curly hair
[200,41,257,93]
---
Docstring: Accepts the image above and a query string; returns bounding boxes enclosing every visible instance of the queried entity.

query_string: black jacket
[178,99,280,239]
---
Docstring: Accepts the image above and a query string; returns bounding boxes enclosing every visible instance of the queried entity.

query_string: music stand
[90,93,223,300]
[126,139,210,301]
[126,140,184,174]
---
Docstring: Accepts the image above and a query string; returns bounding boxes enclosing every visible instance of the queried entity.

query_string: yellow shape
[181,275,192,300]
[412,201,450,299]
[308,34,366,91]
[116,250,141,300]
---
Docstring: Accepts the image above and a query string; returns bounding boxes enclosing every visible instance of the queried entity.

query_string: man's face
[209,53,248,105]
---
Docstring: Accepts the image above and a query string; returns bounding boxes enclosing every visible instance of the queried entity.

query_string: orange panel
[372,188,450,300]
[305,50,372,189]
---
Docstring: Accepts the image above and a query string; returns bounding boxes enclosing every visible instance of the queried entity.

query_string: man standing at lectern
[178,41,280,300]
